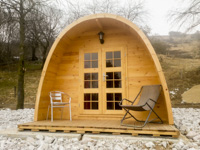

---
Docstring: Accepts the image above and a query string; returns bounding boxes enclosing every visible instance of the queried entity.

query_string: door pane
[106,52,112,59]
[84,93,90,101]
[114,60,121,67]
[92,61,98,68]
[84,81,90,88]
[106,51,121,68]
[107,102,114,110]
[115,93,122,101]
[84,73,90,80]
[92,53,98,60]
[114,51,121,58]
[84,93,98,110]
[92,102,98,109]
[92,73,98,80]
[92,93,98,101]
[84,102,90,109]
[107,93,113,101]
[106,81,113,88]
[106,60,113,67]
[84,61,90,68]
[114,81,121,88]
[115,102,122,110]
[84,53,90,60]
[106,72,113,79]
[114,72,121,79]
[92,81,98,88]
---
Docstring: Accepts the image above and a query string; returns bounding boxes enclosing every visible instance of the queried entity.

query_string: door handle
[103,73,108,81]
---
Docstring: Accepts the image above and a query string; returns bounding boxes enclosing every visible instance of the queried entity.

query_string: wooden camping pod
[34,13,174,125]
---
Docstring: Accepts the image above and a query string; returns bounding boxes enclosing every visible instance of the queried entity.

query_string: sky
[58,0,194,36]
[145,0,193,35]
[146,0,182,35]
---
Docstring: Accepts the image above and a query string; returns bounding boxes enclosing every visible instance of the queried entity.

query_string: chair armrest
[119,98,134,105]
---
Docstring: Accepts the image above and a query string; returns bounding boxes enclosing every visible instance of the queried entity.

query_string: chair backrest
[50,91,63,103]
[137,85,161,110]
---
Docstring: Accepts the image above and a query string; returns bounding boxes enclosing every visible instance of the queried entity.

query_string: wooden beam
[96,19,103,30]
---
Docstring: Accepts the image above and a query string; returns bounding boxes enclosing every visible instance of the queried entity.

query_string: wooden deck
[18,120,179,138]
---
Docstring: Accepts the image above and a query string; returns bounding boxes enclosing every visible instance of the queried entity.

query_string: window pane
[107,81,113,88]
[107,102,114,110]
[114,81,121,88]
[84,61,90,68]
[115,93,122,101]
[92,61,98,68]
[92,53,98,60]
[106,60,113,67]
[114,72,121,79]
[92,73,98,80]
[114,51,121,58]
[92,93,98,101]
[92,81,98,88]
[92,102,98,109]
[84,53,90,60]
[106,52,112,59]
[106,72,113,79]
[115,102,122,110]
[84,81,90,88]
[84,102,90,109]
[114,59,121,67]
[107,93,113,101]
[84,73,90,80]
[84,93,90,101]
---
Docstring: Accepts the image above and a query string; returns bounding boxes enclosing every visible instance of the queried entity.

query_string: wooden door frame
[79,47,127,115]
[102,47,126,114]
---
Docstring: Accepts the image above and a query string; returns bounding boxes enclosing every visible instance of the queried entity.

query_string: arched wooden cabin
[19,14,179,137]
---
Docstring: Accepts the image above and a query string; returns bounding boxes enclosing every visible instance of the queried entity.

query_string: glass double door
[80,48,125,115]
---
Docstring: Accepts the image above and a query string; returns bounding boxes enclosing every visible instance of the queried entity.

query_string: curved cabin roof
[34,13,173,124]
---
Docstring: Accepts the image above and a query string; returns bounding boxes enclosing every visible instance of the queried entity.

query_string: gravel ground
[0,108,200,150]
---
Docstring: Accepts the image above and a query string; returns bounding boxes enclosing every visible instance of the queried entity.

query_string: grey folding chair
[46,91,72,122]
[119,85,163,128]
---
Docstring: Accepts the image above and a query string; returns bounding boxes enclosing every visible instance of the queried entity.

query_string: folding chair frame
[119,86,163,128]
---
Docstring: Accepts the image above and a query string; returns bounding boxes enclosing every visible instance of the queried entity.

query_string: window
[84,53,98,68]
[106,51,121,67]
[106,72,121,88]
[84,93,98,110]
[107,93,122,110]
[84,73,98,88]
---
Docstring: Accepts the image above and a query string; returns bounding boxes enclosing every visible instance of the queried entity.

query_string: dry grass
[0,62,41,109]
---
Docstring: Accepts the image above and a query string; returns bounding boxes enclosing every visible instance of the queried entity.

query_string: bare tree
[169,0,200,32]
[0,0,47,109]
[30,6,63,68]
[63,0,148,28]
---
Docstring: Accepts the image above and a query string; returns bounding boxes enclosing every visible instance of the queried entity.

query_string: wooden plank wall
[39,28,168,122]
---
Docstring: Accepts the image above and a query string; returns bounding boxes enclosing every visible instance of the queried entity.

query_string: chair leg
[121,109,154,128]
[69,104,72,121]
[51,105,53,122]
[121,108,163,128]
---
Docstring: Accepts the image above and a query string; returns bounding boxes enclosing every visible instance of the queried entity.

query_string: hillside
[0,33,200,109]
[151,32,200,107]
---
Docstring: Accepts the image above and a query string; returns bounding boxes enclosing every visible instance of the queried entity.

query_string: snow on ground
[0,108,200,150]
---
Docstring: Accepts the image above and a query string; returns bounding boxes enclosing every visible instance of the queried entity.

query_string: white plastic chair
[46,91,72,122]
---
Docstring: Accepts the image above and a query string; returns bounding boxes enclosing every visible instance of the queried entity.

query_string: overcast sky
[146,0,180,35]
[58,0,194,36]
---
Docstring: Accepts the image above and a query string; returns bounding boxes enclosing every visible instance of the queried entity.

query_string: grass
[159,55,200,107]
[0,61,42,108]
